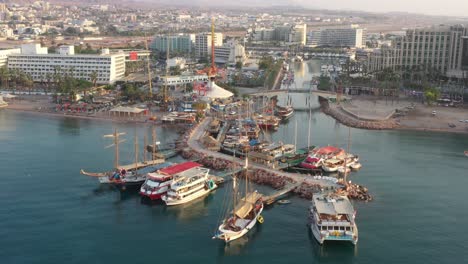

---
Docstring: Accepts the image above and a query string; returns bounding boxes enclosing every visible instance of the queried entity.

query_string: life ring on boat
[207,180,215,190]
[257,215,264,224]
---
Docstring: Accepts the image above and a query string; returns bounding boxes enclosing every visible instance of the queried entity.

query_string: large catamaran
[309,193,358,245]
[214,158,264,243]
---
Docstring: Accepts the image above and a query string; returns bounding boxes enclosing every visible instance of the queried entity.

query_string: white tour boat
[309,193,358,245]
[139,161,202,200]
[162,166,217,206]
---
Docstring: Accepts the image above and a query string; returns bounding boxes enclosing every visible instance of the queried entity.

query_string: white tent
[2,94,17,99]
[202,81,234,100]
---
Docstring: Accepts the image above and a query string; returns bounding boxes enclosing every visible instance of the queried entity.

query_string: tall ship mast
[80,129,167,189]
[213,157,264,243]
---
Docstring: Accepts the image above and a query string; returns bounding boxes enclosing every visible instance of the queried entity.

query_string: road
[187,117,340,189]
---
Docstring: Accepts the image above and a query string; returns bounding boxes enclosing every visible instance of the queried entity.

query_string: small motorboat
[350,162,362,170]
[337,167,351,175]
[465,151,468,157]
[277,199,291,205]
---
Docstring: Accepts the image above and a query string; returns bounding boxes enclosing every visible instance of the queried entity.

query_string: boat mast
[152,127,156,160]
[104,129,126,169]
[115,129,119,168]
[344,127,351,183]
[244,155,249,198]
[294,119,297,152]
[307,99,311,148]
[143,134,147,163]
[134,131,139,169]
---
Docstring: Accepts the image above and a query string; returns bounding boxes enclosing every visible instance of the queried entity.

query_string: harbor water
[1,60,468,264]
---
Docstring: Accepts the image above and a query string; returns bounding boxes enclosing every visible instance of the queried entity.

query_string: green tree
[424,86,440,105]
[0,66,9,89]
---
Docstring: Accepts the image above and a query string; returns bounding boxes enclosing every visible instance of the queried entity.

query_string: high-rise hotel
[7,44,126,84]
[367,25,468,79]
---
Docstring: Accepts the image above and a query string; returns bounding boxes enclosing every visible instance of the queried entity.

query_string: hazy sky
[169,0,468,17]
[299,0,468,17]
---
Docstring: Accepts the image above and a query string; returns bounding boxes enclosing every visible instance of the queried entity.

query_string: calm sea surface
[1,60,468,264]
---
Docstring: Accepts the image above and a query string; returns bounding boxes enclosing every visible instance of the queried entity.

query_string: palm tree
[24,73,34,95]
[89,71,98,94]
[0,66,9,89]
[45,73,52,95]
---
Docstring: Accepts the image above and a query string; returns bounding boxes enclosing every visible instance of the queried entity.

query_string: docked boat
[309,193,358,245]
[0,96,7,108]
[280,148,309,167]
[350,162,362,170]
[80,129,166,189]
[214,159,264,243]
[162,112,196,123]
[322,159,344,172]
[275,105,294,120]
[300,156,323,170]
[162,166,217,206]
[254,115,280,130]
[139,161,201,200]
[337,166,351,175]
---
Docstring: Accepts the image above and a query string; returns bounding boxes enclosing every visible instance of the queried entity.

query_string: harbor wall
[319,97,398,130]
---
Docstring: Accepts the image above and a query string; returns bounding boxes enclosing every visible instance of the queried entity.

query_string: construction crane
[144,33,152,98]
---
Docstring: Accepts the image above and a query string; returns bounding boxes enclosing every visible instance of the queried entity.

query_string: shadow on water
[215,224,263,258]
[58,117,82,135]
[306,225,358,261]
[162,193,215,221]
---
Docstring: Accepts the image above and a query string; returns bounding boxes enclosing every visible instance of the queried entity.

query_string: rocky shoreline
[319,97,398,130]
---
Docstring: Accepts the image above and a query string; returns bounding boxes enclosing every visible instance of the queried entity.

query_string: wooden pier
[262,182,303,205]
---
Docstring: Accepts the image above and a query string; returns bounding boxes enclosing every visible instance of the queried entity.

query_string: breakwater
[319,97,398,130]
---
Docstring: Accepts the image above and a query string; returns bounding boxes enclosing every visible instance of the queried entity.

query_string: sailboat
[213,157,264,243]
[80,129,166,188]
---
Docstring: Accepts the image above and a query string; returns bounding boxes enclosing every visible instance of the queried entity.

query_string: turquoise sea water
[1,109,467,264]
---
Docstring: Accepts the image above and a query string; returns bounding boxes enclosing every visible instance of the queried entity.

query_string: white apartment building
[7,44,125,84]
[0,48,21,68]
[195,32,223,59]
[251,24,307,45]
[214,40,247,65]
[308,25,364,48]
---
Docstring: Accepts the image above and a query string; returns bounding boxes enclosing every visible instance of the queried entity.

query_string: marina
[2,103,468,264]
[1,58,468,264]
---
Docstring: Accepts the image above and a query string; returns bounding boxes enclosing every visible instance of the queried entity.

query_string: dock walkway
[262,182,303,205]
[187,118,340,189]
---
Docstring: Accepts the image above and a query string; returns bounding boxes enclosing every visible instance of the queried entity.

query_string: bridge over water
[248,89,349,111]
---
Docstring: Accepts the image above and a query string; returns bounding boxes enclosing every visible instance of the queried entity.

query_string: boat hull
[322,165,338,172]
[162,187,215,206]
[217,205,264,243]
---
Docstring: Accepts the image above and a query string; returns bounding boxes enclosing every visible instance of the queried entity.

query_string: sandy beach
[3,94,468,134]
[3,95,162,124]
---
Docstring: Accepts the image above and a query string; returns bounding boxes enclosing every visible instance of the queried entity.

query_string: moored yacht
[309,193,358,245]
[162,166,217,206]
[139,161,202,200]
[214,158,264,243]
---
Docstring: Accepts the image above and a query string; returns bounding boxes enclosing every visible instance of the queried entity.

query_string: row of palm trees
[0,66,99,101]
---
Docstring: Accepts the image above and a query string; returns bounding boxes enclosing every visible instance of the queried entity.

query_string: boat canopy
[315,146,344,156]
[160,161,201,175]
[234,192,262,218]
[314,195,354,215]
